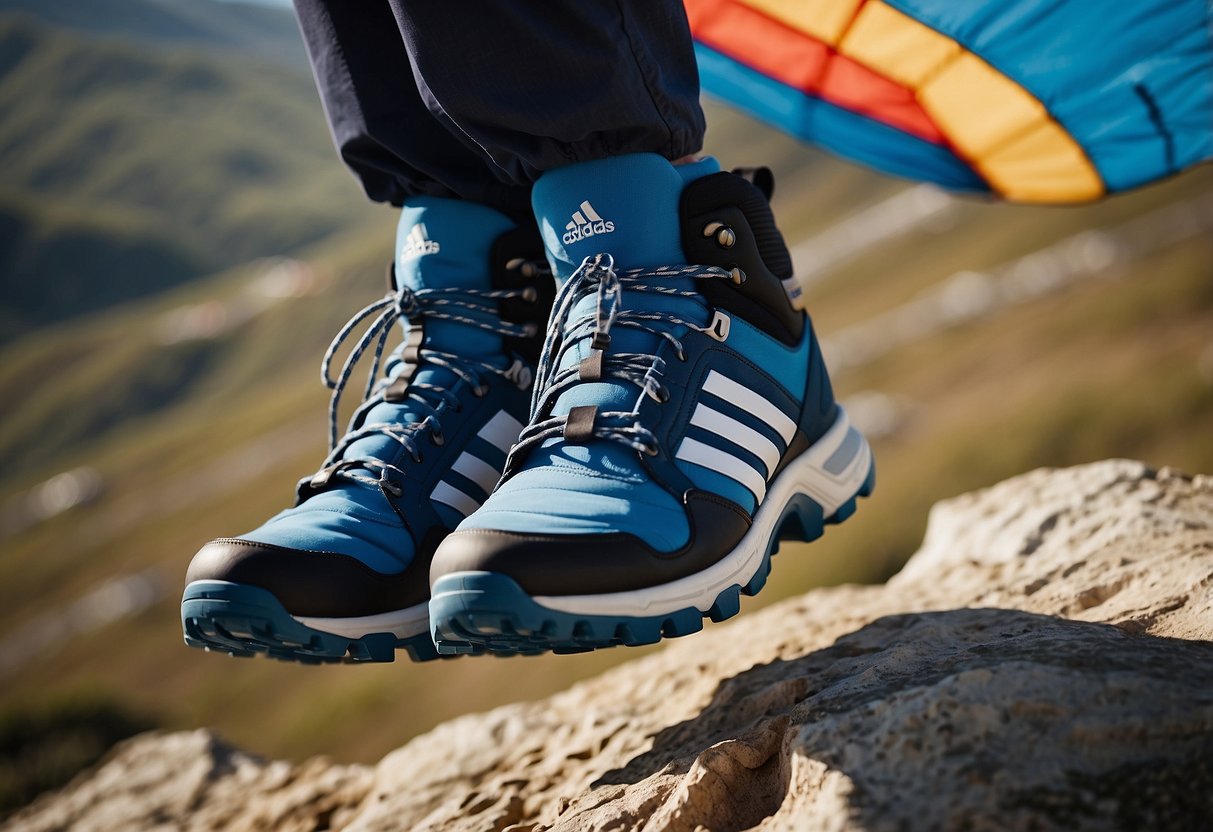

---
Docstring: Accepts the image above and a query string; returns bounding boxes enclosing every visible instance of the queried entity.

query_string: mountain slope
[0,188,210,337]
[0,0,307,69]
[0,14,377,338]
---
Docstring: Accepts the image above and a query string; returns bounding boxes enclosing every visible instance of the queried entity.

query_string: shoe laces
[305,277,539,495]
[506,253,734,469]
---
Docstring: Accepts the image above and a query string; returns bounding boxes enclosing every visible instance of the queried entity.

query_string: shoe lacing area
[300,273,539,499]
[503,253,735,476]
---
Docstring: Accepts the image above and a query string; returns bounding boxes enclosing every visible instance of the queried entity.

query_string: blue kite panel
[695,44,988,193]
[886,0,1213,192]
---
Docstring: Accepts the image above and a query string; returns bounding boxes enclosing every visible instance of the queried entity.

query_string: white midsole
[293,601,430,639]
[532,407,871,618]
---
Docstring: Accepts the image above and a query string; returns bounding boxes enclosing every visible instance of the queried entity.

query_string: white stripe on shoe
[478,411,525,454]
[675,371,799,502]
[688,403,782,476]
[430,480,480,517]
[675,437,768,503]
[450,452,501,495]
[701,370,796,443]
[430,411,524,517]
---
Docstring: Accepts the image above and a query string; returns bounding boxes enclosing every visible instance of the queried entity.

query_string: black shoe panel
[680,170,804,345]
[429,490,750,596]
[490,224,555,366]
[185,531,442,618]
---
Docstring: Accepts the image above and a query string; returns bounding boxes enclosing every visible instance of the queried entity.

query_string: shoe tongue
[396,196,515,354]
[531,154,720,415]
[532,153,719,282]
[328,198,518,481]
[397,196,514,290]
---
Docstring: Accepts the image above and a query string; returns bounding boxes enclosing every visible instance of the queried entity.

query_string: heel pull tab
[730,167,774,200]
[679,170,804,345]
[782,277,805,311]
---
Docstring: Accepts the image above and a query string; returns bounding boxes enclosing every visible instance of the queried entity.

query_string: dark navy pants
[292,1,705,219]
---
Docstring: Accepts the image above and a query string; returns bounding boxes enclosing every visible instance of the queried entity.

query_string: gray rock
[10,460,1213,831]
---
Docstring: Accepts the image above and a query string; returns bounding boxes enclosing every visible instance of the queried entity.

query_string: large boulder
[10,460,1213,831]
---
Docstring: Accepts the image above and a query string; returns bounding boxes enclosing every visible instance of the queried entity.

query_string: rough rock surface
[10,460,1213,831]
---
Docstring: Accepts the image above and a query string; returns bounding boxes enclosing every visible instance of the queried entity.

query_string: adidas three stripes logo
[674,370,797,503]
[433,374,796,516]
[430,411,523,517]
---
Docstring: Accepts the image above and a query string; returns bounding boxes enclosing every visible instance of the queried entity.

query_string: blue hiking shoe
[182,197,553,663]
[428,154,874,656]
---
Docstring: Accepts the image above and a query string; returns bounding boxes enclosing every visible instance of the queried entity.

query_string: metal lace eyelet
[702,221,737,248]
[430,430,445,447]
[703,310,731,342]
[473,385,489,398]
[643,443,660,457]
[412,453,424,464]
[506,258,545,279]
[522,286,538,303]
[656,386,671,403]
[383,481,403,498]
[523,322,539,337]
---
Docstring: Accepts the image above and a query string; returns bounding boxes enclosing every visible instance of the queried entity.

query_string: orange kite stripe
[685,0,946,144]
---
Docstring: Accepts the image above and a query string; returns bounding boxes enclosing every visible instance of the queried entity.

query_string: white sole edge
[532,407,871,618]
[293,601,430,639]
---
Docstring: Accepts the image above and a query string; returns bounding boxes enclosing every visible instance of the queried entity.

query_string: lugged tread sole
[429,462,876,656]
[181,580,451,664]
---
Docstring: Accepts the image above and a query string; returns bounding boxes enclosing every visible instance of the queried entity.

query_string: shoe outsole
[181,580,450,664]
[429,462,876,656]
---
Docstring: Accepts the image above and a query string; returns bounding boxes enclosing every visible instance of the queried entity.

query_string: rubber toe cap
[429,491,750,596]
[185,538,431,618]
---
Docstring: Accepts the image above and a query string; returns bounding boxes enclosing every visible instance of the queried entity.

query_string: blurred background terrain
[1,0,1210,817]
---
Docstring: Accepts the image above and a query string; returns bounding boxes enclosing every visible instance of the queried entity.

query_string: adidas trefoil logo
[562,201,615,245]
[401,223,441,259]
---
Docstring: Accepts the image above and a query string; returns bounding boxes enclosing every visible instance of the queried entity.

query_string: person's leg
[290,0,706,213]
[181,1,555,663]
[419,8,875,654]
[290,0,533,217]
[386,0,706,185]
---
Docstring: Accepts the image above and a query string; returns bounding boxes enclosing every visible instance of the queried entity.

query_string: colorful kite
[686,0,1213,202]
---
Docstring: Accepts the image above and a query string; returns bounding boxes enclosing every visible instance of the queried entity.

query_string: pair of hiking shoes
[180,154,874,663]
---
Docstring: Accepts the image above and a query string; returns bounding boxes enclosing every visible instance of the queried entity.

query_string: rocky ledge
[9,460,1213,831]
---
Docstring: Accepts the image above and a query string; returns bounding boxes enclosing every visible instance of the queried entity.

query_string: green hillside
[0,13,378,339]
[0,187,210,337]
[0,0,307,68]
